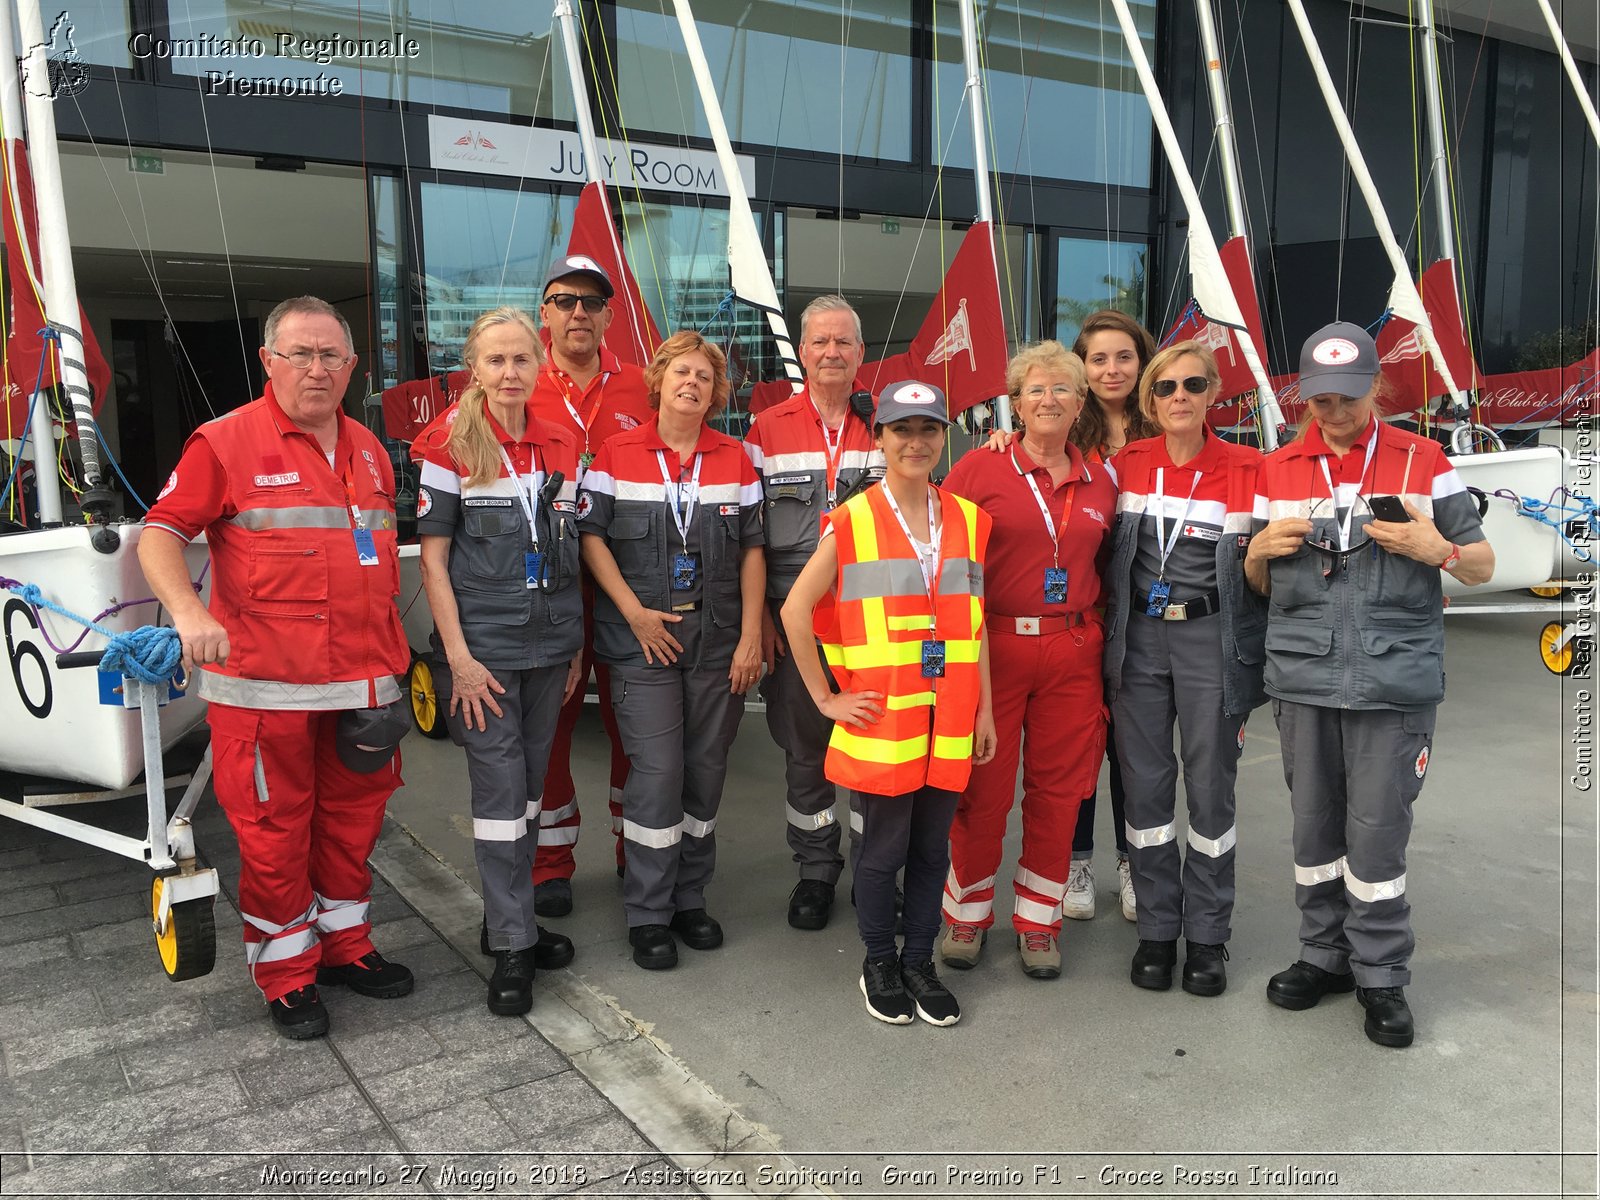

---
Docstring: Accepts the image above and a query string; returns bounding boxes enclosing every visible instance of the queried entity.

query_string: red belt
[986,612,1089,636]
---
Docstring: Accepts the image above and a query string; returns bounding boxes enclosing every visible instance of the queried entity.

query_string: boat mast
[1535,0,1600,146]
[0,0,58,522]
[955,0,1012,432]
[1282,1,1466,421]
[1417,0,1473,416]
[1192,0,1283,446]
[1108,0,1285,448]
[15,0,108,520]
[669,1,803,391]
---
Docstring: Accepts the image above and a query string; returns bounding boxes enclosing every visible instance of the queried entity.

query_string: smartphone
[1369,495,1412,523]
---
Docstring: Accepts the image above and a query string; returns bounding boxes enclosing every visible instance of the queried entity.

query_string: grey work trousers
[611,626,746,927]
[1112,612,1246,945]
[446,664,567,952]
[760,614,846,884]
[1273,699,1434,988]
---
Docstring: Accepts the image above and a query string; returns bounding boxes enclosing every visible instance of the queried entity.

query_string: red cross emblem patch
[1414,745,1430,778]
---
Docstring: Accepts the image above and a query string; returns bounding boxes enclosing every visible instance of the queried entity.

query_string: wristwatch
[1439,543,1461,572]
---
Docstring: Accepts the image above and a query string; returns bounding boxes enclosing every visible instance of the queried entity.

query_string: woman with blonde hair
[578,330,765,970]
[417,306,584,1016]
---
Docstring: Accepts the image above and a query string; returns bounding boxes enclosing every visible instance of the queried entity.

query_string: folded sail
[566,181,661,368]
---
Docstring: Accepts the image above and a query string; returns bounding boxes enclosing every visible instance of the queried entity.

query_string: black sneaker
[900,957,961,1027]
[859,954,914,1025]
[316,950,414,999]
[268,985,329,1040]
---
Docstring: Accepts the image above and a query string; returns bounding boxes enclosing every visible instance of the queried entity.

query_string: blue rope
[1495,487,1597,563]
[92,422,149,511]
[7,581,181,684]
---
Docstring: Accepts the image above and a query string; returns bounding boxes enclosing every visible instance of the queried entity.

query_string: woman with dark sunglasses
[1245,323,1493,1049]
[1101,340,1267,998]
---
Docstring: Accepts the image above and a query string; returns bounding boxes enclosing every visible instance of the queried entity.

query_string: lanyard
[811,397,847,507]
[1316,420,1380,551]
[655,450,703,552]
[555,369,613,452]
[338,463,366,532]
[1152,467,1203,581]
[495,442,543,550]
[1012,448,1076,569]
[882,483,943,630]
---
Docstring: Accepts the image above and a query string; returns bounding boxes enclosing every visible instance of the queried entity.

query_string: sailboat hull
[1443,447,1564,596]
[0,524,210,790]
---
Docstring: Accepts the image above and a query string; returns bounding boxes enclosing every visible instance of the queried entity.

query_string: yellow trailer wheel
[1539,621,1589,676]
[409,656,450,739]
[1529,585,1564,598]
[152,876,216,982]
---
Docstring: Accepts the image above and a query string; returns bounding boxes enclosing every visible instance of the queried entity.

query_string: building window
[26,1,131,69]
[1055,236,1148,345]
[160,0,563,117]
[931,0,1155,188]
[613,0,913,160]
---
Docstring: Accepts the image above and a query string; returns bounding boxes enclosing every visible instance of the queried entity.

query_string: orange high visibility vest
[816,483,990,796]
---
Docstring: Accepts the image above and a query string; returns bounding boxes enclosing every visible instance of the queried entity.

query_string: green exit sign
[128,153,164,175]
[881,218,900,235]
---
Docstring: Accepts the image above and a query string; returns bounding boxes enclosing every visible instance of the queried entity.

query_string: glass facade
[19,2,131,70]
[930,0,1155,187]
[1055,236,1147,346]
[614,0,914,160]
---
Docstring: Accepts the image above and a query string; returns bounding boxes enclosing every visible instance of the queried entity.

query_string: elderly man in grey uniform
[1247,322,1494,1048]
[743,295,885,930]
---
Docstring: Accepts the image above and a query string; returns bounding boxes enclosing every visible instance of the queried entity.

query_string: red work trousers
[209,703,400,1002]
[944,622,1107,935]
[532,605,630,882]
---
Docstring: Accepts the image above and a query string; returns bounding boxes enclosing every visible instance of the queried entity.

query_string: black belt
[1143,588,1221,621]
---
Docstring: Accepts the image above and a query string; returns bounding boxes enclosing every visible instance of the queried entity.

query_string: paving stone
[387,937,475,983]
[368,914,432,953]
[331,1021,443,1078]
[55,867,157,905]
[0,1122,22,1153]
[361,1040,568,1123]
[25,1073,245,1153]
[0,847,44,871]
[94,946,258,1018]
[237,1040,350,1104]
[199,987,269,1033]
[491,1070,616,1138]
[422,1002,537,1056]
[0,893,146,947]
[366,887,414,924]
[2,999,210,1075]
[392,1097,519,1153]
[320,968,484,1039]
[0,1147,162,1196]
[153,1083,384,1153]
[73,915,162,961]
[2,934,73,968]
[0,887,60,919]
[0,858,110,895]
[0,1052,130,1122]
[0,989,107,1047]
[122,1020,322,1091]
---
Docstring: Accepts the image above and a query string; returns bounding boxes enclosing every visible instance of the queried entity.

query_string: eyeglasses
[269,348,351,371]
[1305,494,1376,579]
[1021,385,1079,401]
[1150,375,1211,399]
[543,293,608,313]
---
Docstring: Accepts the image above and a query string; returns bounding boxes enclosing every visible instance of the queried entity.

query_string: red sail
[566,181,661,367]
[862,222,1009,418]
[1165,236,1272,427]
[1375,258,1481,414]
[1,136,111,432]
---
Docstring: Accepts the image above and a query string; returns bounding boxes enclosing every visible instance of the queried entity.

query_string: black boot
[1130,939,1177,990]
[1182,941,1229,997]
[1266,960,1356,1010]
[487,948,536,1016]
[1356,986,1414,1048]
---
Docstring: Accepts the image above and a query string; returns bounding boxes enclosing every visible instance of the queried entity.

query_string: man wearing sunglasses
[1246,322,1494,1050]
[527,255,654,917]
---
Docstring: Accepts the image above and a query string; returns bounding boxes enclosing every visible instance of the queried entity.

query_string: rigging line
[837,0,848,290]
[972,4,1019,345]
[1434,4,1483,374]
[175,0,249,381]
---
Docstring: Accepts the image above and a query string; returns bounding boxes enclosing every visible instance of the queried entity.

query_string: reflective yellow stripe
[933,733,974,759]
[831,725,929,765]
[886,690,934,710]
[840,641,925,669]
[888,613,933,631]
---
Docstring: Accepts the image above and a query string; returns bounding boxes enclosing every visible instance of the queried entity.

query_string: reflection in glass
[1055,237,1148,346]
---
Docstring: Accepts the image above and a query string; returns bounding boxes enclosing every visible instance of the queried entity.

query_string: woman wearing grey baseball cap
[1245,321,1494,1048]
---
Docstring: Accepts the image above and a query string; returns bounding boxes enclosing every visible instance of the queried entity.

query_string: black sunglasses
[543,293,608,313]
[1150,375,1211,398]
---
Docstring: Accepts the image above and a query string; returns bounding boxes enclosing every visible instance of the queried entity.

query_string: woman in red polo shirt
[939,341,1118,980]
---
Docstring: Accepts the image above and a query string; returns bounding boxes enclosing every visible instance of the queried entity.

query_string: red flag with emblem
[2,133,111,433]
[1374,258,1480,415]
[862,222,1009,418]
[566,181,661,368]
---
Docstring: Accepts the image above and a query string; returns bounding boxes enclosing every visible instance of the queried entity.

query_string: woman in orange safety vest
[781,380,996,1028]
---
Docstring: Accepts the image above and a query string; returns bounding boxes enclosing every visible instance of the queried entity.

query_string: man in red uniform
[527,255,654,916]
[743,295,884,930]
[140,296,414,1040]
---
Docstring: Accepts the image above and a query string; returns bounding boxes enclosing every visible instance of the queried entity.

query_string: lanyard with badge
[1012,448,1076,606]
[811,396,847,507]
[496,443,549,589]
[1144,467,1203,616]
[883,483,947,678]
[1315,420,1380,552]
[341,463,381,567]
[556,369,612,469]
[656,450,703,590]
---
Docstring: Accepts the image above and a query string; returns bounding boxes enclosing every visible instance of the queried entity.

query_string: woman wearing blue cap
[1247,321,1494,1048]
[781,380,996,1027]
